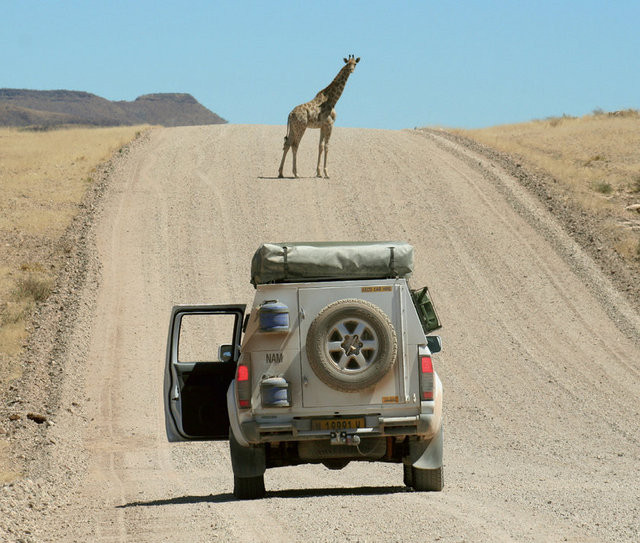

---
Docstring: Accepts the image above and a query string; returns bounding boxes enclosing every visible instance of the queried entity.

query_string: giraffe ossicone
[278,55,360,179]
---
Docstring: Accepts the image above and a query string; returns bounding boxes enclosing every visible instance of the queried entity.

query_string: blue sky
[2,1,638,129]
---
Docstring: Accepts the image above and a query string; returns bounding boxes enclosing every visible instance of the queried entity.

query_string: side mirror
[218,344,234,362]
[426,336,442,354]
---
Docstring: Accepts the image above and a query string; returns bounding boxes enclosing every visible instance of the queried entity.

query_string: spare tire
[305,299,397,392]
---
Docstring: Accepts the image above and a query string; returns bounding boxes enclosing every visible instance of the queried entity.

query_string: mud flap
[229,426,266,478]
[408,424,443,470]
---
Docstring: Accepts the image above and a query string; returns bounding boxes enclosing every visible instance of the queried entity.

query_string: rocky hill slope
[0,89,227,127]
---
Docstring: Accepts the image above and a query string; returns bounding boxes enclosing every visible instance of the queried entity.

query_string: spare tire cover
[305,299,398,392]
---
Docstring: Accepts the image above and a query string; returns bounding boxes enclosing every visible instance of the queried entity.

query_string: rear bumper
[229,374,443,447]
[238,406,440,444]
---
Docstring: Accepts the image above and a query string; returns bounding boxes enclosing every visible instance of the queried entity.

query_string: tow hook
[330,431,361,446]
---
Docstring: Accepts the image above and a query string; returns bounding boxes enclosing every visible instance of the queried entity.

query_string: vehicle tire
[411,466,444,492]
[233,475,266,500]
[229,427,266,499]
[306,299,397,392]
[322,459,351,470]
[403,463,413,487]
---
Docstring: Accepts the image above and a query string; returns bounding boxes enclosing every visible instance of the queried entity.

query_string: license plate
[311,417,366,431]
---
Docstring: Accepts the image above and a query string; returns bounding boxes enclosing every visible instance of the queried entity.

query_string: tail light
[420,355,434,401]
[237,363,251,409]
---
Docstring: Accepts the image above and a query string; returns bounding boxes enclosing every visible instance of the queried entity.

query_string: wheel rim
[326,317,379,373]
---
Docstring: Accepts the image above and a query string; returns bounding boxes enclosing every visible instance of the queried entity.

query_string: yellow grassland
[456,112,640,262]
[1,125,145,480]
[0,126,145,385]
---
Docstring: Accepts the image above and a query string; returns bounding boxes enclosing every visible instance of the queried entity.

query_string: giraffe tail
[283,116,292,150]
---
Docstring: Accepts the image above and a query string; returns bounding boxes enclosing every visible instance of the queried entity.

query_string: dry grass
[1,125,145,482]
[0,126,145,233]
[15,274,53,303]
[455,111,640,264]
[0,125,145,387]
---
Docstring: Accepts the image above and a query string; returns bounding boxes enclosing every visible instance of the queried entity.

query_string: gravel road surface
[8,125,640,542]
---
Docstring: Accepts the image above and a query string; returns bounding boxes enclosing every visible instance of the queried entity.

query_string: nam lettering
[266,352,283,364]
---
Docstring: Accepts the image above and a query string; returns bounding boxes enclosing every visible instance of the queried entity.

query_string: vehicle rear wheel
[233,475,266,500]
[411,465,444,492]
[306,299,397,392]
[322,459,351,470]
[229,427,266,499]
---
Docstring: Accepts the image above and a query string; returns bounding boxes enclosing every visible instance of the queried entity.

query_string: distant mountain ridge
[0,89,227,127]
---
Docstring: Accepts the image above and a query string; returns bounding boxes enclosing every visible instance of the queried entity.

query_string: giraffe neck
[316,64,352,108]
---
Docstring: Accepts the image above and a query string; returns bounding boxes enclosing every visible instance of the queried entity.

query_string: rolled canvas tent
[250,242,414,286]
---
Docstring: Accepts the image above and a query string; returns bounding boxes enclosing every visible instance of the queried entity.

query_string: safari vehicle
[164,242,444,499]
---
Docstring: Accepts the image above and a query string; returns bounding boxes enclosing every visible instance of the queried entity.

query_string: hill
[0,89,227,127]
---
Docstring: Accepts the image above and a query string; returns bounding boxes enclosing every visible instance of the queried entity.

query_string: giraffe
[278,55,360,179]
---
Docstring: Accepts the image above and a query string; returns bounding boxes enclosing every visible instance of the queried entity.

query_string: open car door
[164,304,245,442]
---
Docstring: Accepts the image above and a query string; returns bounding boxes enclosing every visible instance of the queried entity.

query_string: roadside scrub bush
[547,113,576,127]
[593,181,613,194]
[607,108,640,118]
[584,155,606,166]
[0,300,30,326]
[15,274,53,303]
[2,273,53,330]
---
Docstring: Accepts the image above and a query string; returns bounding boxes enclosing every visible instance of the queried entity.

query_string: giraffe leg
[278,142,290,178]
[316,132,325,178]
[291,144,300,178]
[321,123,333,178]
[290,126,305,178]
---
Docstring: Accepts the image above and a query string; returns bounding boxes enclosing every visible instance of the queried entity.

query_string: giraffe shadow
[257,175,319,180]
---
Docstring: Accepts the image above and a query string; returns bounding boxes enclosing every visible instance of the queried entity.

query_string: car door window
[178,313,237,363]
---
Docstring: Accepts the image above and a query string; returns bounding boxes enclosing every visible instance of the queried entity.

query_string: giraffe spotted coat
[278,55,360,179]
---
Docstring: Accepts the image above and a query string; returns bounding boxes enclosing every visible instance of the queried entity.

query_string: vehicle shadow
[116,493,235,507]
[117,485,409,508]
[265,485,409,499]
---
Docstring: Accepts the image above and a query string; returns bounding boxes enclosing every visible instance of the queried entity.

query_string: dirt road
[18,125,640,541]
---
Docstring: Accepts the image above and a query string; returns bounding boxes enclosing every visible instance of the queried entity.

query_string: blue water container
[258,300,289,332]
[261,377,290,407]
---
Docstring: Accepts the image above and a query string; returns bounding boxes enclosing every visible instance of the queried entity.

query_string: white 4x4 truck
[164,242,444,499]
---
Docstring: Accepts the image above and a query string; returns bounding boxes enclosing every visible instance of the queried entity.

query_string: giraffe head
[343,54,361,73]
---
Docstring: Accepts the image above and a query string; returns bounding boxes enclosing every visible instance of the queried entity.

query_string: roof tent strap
[388,246,396,277]
[283,245,289,281]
